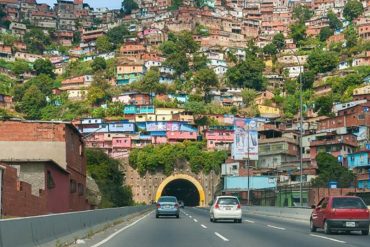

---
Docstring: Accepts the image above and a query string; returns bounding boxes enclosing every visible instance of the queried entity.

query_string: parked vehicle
[210,196,242,223]
[310,196,370,235]
[156,196,180,218]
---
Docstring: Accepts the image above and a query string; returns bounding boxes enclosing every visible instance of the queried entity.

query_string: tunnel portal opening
[161,179,200,207]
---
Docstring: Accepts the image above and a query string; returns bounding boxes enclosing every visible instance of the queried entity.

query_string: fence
[0,205,151,247]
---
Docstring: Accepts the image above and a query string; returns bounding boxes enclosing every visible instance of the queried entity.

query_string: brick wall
[308,188,370,206]
[1,163,48,217]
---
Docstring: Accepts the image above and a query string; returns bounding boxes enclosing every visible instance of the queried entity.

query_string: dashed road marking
[214,232,229,242]
[309,234,346,244]
[193,219,198,222]
[267,225,286,230]
[201,224,207,229]
[244,220,255,223]
[189,215,192,218]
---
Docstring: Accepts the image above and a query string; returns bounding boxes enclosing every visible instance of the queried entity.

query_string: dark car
[156,196,180,218]
[310,196,369,235]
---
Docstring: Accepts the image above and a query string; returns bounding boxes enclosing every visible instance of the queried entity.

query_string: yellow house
[353,85,370,95]
[135,114,156,122]
[155,108,184,122]
[257,105,281,118]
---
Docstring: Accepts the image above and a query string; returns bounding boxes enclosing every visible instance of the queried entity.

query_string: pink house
[205,129,234,151]
[112,137,132,148]
[152,136,167,144]
[166,131,197,142]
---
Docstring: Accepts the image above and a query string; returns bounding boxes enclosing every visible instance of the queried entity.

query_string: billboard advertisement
[166,122,180,131]
[232,118,258,160]
[146,122,167,132]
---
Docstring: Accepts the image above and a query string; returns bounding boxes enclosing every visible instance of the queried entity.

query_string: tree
[19,85,47,119]
[192,54,209,71]
[290,22,307,45]
[33,59,55,78]
[343,0,364,22]
[292,5,314,23]
[263,43,278,56]
[344,25,358,48]
[299,70,315,90]
[96,35,112,53]
[24,28,51,54]
[121,0,139,15]
[241,88,257,107]
[86,149,133,208]
[272,33,285,50]
[107,24,130,47]
[319,27,334,42]
[92,57,107,72]
[307,50,339,73]
[11,60,30,76]
[140,68,161,93]
[327,10,343,31]
[192,68,218,102]
[314,95,334,116]
[169,0,182,10]
[311,153,355,188]
[226,56,265,90]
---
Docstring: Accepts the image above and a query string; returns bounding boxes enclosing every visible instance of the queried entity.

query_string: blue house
[348,150,370,189]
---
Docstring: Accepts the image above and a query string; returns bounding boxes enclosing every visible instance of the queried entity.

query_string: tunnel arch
[155,174,206,206]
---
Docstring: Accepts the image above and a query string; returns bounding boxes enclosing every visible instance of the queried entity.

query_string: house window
[78,183,84,196]
[70,179,77,193]
[47,170,55,189]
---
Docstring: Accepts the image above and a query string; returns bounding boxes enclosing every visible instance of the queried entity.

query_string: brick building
[0,120,90,217]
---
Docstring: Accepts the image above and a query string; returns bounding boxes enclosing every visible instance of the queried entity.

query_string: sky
[37,0,122,9]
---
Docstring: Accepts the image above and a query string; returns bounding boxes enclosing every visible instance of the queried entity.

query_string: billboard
[166,122,180,131]
[146,122,167,131]
[231,118,258,160]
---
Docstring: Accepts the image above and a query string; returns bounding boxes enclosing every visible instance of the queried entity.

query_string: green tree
[319,27,334,41]
[272,33,286,50]
[140,68,161,93]
[184,101,207,114]
[290,22,307,45]
[263,43,278,56]
[11,60,30,76]
[33,59,55,78]
[314,95,334,116]
[192,68,218,102]
[307,50,339,73]
[311,153,355,188]
[87,73,111,106]
[299,70,316,90]
[122,0,139,15]
[343,0,364,21]
[226,56,265,90]
[169,0,183,10]
[96,35,112,53]
[241,88,257,107]
[0,74,15,95]
[86,149,133,208]
[19,85,47,119]
[344,25,358,48]
[327,10,343,31]
[13,74,54,102]
[192,54,209,71]
[24,28,51,54]
[92,57,107,72]
[292,5,314,23]
[107,24,130,47]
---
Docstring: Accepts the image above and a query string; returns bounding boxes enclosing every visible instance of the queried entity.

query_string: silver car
[156,196,180,218]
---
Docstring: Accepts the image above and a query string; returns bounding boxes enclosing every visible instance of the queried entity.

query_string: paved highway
[86,207,369,247]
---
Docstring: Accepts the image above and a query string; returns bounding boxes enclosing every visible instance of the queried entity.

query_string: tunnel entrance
[161,179,200,207]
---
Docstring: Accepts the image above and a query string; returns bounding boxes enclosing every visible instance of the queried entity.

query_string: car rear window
[158,197,177,203]
[332,198,367,209]
[217,198,239,205]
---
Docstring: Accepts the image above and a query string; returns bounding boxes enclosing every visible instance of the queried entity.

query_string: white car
[210,196,242,223]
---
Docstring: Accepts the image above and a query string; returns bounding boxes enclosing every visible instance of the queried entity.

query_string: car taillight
[237,204,241,209]
[156,203,160,208]
[175,203,179,208]
[215,204,219,209]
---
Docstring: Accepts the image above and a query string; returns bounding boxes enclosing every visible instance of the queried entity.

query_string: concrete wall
[10,163,45,196]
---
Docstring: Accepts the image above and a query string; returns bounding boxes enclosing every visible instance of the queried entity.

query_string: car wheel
[361,230,369,236]
[238,219,242,223]
[156,214,159,218]
[210,217,213,222]
[176,214,179,219]
[310,218,317,232]
[324,221,331,234]
[234,219,238,223]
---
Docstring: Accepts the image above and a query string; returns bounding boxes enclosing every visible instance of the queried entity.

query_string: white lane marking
[267,225,286,230]
[214,232,229,242]
[189,215,192,218]
[91,211,152,247]
[309,234,346,244]
[201,224,207,229]
[244,220,255,223]
[193,219,198,222]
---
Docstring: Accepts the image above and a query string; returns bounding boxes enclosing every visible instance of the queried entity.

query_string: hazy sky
[37,0,122,9]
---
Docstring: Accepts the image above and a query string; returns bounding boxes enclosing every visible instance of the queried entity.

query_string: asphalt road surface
[89,207,370,247]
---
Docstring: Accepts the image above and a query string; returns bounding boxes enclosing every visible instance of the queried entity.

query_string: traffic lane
[244,211,370,246]
[185,207,367,247]
[95,210,227,247]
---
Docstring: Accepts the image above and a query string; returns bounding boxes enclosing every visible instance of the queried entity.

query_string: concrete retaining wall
[243,206,311,221]
[0,205,151,247]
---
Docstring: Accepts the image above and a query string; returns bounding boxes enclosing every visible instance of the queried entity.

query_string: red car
[310,196,369,235]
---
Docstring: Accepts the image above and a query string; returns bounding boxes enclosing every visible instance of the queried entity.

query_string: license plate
[164,205,170,209]
[225,207,231,210]
[346,222,356,227]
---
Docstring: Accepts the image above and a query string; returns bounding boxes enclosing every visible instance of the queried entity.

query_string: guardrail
[0,205,152,247]
[243,206,311,221]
